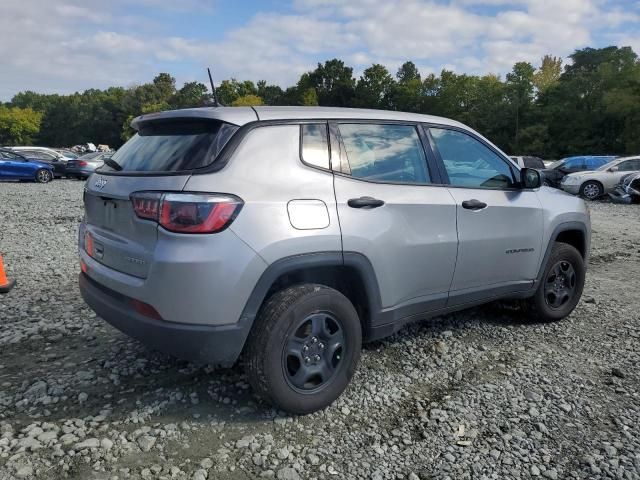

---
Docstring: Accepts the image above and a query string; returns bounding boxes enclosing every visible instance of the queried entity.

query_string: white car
[10,146,75,160]
[561,156,640,200]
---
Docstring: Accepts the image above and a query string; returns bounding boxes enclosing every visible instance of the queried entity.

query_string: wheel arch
[238,252,383,344]
[536,222,589,285]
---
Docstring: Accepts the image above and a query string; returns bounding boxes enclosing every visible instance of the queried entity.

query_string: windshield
[103,120,238,172]
[548,159,564,169]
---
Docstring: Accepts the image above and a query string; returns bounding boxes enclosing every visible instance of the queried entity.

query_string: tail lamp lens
[130,192,242,234]
[131,192,161,221]
[78,161,88,167]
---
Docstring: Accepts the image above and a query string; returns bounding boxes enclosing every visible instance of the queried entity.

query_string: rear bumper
[79,272,249,366]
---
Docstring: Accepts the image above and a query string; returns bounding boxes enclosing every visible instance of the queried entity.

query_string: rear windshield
[104,120,238,172]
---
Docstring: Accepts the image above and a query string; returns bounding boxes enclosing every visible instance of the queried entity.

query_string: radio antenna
[207,67,220,107]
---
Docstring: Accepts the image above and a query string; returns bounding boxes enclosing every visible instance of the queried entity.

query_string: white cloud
[0,0,638,100]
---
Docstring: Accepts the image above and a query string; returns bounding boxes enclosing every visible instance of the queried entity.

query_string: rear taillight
[78,161,88,167]
[131,192,161,221]
[130,192,242,234]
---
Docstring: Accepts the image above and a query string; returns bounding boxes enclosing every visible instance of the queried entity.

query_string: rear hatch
[83,118,238,278]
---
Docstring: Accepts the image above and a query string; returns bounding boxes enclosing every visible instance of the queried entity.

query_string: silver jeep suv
[79,106,590,414]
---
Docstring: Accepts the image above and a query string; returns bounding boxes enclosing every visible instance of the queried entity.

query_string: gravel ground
[0,180,639,480]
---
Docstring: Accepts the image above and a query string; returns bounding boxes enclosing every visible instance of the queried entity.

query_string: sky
[1,0,639,100]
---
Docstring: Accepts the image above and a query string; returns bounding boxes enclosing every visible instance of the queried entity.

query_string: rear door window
[336,123,430,184]
[106,120,238,172]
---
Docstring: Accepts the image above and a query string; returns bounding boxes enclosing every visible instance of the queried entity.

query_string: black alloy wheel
[282,312,345,393]
[544,260,577,309]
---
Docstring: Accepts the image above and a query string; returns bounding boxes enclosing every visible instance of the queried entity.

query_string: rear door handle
[348,196,385,209]
[461,199,487,210]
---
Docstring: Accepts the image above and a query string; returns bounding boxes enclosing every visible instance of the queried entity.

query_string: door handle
[461,199,487,210]
[347,196,385,209]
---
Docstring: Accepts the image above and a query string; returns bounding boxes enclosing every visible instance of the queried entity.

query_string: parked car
[609,172,640,204]
[9,147,69,178]
[540,155,617,188]
[65,152,112,179]
[561,156,640,200]
[79,106,590,414]
[510,156,546,169]
[0,148,54,183]
[54,149,79,159]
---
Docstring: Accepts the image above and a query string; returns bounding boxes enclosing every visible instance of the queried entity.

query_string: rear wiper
[103,158,122,171]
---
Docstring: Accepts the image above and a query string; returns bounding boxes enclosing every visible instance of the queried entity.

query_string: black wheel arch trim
[237,251,384,343]
[535,221,589,286]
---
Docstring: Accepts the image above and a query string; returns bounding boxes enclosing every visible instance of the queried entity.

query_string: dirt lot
[1,181,639,480]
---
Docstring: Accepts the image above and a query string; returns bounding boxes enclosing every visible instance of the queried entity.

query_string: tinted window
[429,128,516,189]
[106,121,238,172]
[585,157,609,169]
[29,151,56,160]
[618,159,640,171]
[562,158,585,169]
[301,124,330,169]
[0,151,22,160]
[523,157,545,169]
[338,124,430,183]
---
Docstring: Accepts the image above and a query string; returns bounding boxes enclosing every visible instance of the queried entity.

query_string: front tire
[35,169,52,183]
[580,180,603,200]
[245,284,362,414]
[524,242,585,321]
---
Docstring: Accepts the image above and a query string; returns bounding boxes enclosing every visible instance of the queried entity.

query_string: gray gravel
[1,180,640,480]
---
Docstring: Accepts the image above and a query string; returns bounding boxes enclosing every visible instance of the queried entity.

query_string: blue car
[0,148,54,183]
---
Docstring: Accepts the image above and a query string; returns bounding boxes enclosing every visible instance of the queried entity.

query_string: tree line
[1,46,639,159]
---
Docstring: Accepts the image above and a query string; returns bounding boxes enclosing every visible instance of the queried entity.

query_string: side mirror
[608,166,618,172]
[521,168,541,189]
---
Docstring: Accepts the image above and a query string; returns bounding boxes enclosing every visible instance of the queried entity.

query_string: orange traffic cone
[0,254,16,294]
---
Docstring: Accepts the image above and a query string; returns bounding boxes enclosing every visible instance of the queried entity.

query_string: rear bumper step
[79,273,248,367]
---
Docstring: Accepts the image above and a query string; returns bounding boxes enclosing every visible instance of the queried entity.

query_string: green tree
[540,46,640,156]
[231,94,264,106]
[217,79,258,105]
[396,61,421,84]
[301,88,319,106]
[257,80,284,105]
[533,55,562,94]
[307,59,356,106]
[506,62,535,152]
[171,82,210,109]
[354,64,395,109]
[0,106,42,145]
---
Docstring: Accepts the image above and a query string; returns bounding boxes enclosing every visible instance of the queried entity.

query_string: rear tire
[245,284,362,414]
[35,169,52,183]
[580,180,603,200]
[523,242,585,321]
